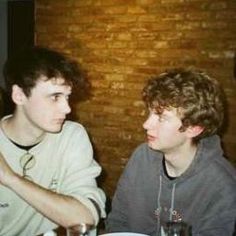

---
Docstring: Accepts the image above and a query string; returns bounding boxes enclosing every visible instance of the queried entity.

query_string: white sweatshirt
[0,117,106,236]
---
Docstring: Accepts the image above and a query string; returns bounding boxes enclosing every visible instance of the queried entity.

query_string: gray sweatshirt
[106,135,236,236]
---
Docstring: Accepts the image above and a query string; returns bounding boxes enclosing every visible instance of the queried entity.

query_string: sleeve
[105,146,142,233]
[105,168,130,232]
[59,123,106,225]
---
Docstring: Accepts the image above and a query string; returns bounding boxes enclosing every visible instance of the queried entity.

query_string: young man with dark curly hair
[0,47,106,236]
[106,68,236,236]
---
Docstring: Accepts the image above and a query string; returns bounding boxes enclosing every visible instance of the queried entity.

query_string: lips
[147,134,156,142]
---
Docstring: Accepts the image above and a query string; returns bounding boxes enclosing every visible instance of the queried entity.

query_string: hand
[0,151,17,186]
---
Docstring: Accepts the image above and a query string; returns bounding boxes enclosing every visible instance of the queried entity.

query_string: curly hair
[142,67,225,141]
[3,46,86,97]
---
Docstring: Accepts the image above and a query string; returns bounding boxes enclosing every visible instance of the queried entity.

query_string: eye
[158,115,167,122]
[51,94,61,101]
[158,116,165,122]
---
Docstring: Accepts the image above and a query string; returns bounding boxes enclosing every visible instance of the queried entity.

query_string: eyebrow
[159,113,171,120]
[49,91,71,96]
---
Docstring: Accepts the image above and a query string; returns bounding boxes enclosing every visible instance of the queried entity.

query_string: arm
[106,143,153,233]
[106,171,130,232]
[0,125,106,228]
[106,144,148,232]
[105,146,142,233]
[1,167,94,227]
[0,151,97,228]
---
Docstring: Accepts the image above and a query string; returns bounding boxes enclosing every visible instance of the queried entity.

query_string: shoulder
[45,120,92,150]
[200,157,236,201]
[198,135,236,185]
[122,143,163,180]
[129,143,162,164]
[211,157,236,185]
[60,120,89,138]
[206,161,236,213]
[62,120,86,132]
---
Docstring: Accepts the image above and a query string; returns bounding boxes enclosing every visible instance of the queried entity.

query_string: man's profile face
[143,108,190,153]
[19,76,72,134]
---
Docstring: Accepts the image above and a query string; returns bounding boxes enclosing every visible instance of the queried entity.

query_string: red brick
[35,0,236,199]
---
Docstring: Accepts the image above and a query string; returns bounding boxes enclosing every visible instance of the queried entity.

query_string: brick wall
[35,0,236,197]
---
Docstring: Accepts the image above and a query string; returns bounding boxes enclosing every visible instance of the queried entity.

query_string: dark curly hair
[142,67,225,142]
[3,46,86,97]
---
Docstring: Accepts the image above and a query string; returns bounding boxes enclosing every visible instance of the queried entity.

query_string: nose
[61,99,71,114]
[143,114,152,130]
[143,113,157,130]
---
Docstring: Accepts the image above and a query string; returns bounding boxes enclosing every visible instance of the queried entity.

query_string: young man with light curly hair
[107,68,236,236]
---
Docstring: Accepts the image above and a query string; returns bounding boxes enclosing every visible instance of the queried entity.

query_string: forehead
[150,106,181,117]
[33,76,72,93]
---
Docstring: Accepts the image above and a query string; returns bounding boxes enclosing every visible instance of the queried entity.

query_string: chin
[148,142,161,151]
[49,129,62,134]
[45,125,63,133]
[147,142,156,149]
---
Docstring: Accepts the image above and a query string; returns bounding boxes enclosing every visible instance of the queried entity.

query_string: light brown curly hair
[142,67,225,142]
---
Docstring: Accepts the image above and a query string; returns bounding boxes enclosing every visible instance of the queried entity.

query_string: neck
[164,142,198,177]
[1,114,45,146]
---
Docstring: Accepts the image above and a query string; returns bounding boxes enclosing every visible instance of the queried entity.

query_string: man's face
[20,76,72,133]
[143,108,189,153]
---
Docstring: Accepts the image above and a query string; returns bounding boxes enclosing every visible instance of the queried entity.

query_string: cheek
[161,124,181,138]
[26,100,52,118]
[30,98,54,112]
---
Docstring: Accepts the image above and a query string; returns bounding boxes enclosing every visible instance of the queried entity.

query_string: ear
[12,85,27,105]
[186,125,204,138]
